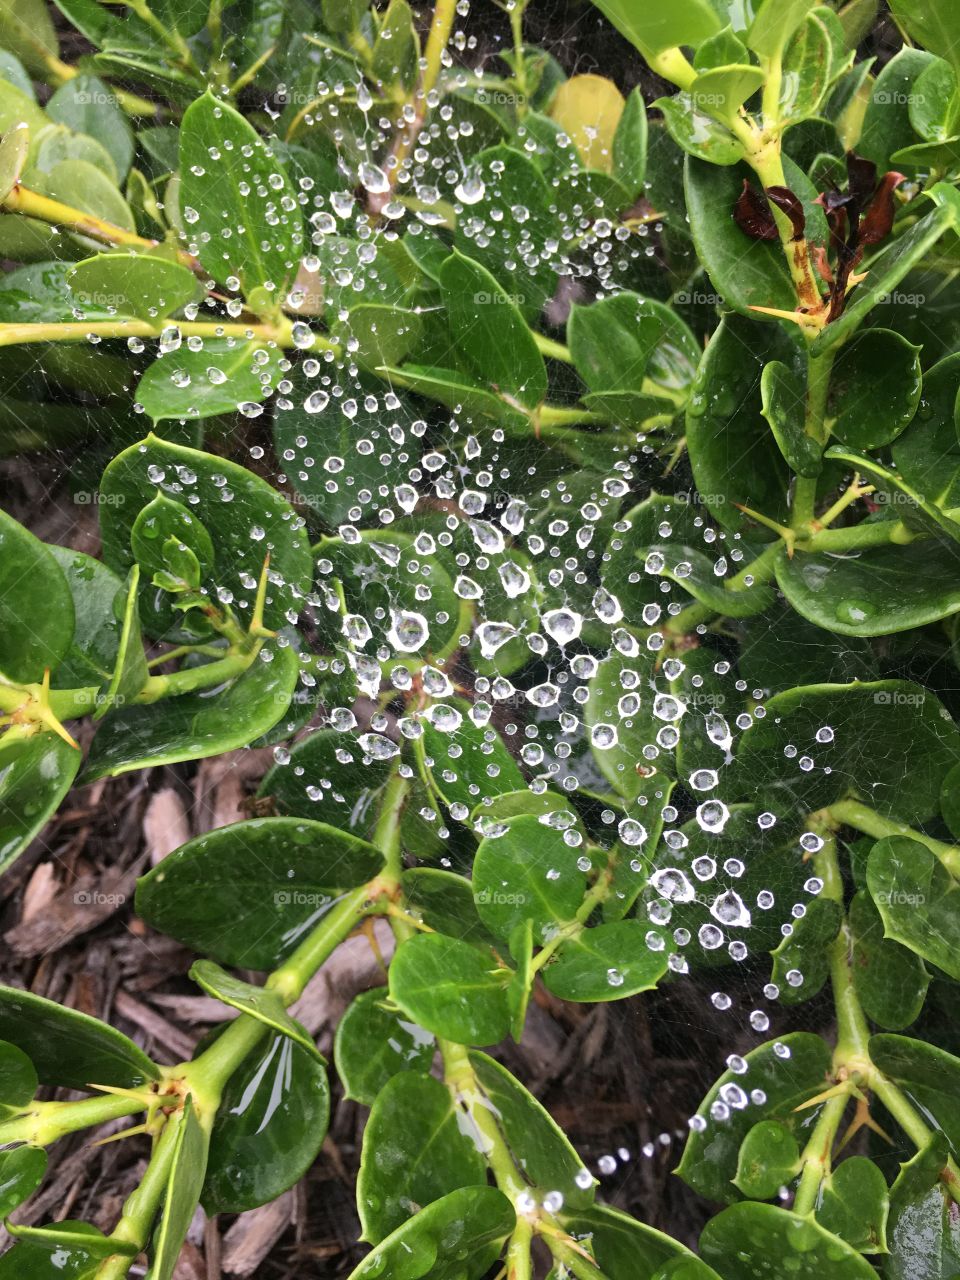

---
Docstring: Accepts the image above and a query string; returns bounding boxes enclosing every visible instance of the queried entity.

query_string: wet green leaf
[204,1032,330,1213]
[0,1144,46,1216]
[677,1032,832,1203]
[818,1156,889,1253]
[0,506,75,682]
[543,920,669,1002]
[179,91,303,297]
[770,897,843,1005]
[93,566,147,718]
[0,984,158,1089]
[135,338,285,423]
[747,0,817,57]
[136,816,382,970]
[358,1072,487,1243]
[334,988,435,1106]
[826,330,922,450]
[613,86,647,192]
[190,958,323,1060]
[151,1097,209,1280]
[0,734,81,876]
[45,76,133,180]
[885,1134,960,1280]
[371,0,419,91]
[0,1220,109,1279]
[870,1034,960,1153]
[590,0,720,57]
[473,814,587,945]
[733,1120,801,1199]
[699,1202,877,1277]
[858,48,936,171]
[67,252,196,322]
[389,933,510,1047]
[849,889,929,1029]
[760,359,824,477]
[867,836,960,980]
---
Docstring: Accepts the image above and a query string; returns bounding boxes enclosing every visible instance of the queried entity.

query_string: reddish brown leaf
[734,179,778,241]
[859,171,906,246]
[766,185,806,240]
[845,151,878,211]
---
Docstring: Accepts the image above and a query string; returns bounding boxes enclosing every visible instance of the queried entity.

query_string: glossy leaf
[858,48,936,171]
[733,1121,801,1199]
[760,359,823,477]
[67,252,196,322]
[0,734,81,876]
[179,92,303,297]
[886,1134,960,1280]
[888,1,960,76]
[98,435,312,636]
[204,1033,330,1213]
[849,888,929,1029]
[135,338,285,423]
[818,1156,889,1253]
[569,292,698,398]
[83,641,299,780]
[420,704,525,812]
[92,566,146,718]
[473,814,587,944]
[470,1051,595,1208]
[550,73,624,170]
[136,817,382,970]
[699,1202,877,1278]
[190,959,322,1060]
[0,1220,109,1279]
[358,1072,487,1243]
[560,1203,699,1277]
[439,251,546,408]
[826,329,922,449]
[613,86,647,192]
[0,984,158,1089]
[734,681,960,822]
[45,76,133,180]
[542,920,670,1002]
[0,1145,46,1217]
[0,506,74,682]
[0,1036,37,1113]
[341,1185,515,1280]
[590,0,720,57]
[892,352,960,511]
[747,0,817,57]
[151,1097,209,1280]
[389,933,510,1047]
[769,897,843,1005]
[677,1032,832,1203]
[870,1034,960,1153]
[334,988,435,1106]
[866,836,960,980]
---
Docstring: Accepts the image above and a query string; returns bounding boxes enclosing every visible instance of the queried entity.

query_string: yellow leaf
[549,74,625,173]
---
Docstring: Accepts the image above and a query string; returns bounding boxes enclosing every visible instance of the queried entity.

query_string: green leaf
[858,47,936,171]
[335,303,422,371]
[0,121,28,201]
[699,1202,877,1278]
[453,145,557,322]
[377,363,530,432]
[769,897,843,1005]
[358,1072,487,1243]
[151,1097,209,1280]
[687,315,798,531]
[439,251,547,409]
[813,203,957,354]
[204,1032,330,1214]
[559,1203,700,1277]
[0,983,158,1089]
[0,1036,37,1112]
[613,86,647,193]
[889,0,960,76]
[0,0,57,77]
[371,0,419,91]
[190,959,323,1061]
[136,817,382,970]
[0,1145,46,1216]
[656,92,743,165]
[908,57,957,142]
[776,537,960,636]
[870,1033,960,1154]
[179,91,303,297]
[942,760,960,840]
[334,988,435,1106]
[733,681,960,822]
[130,491,214,585]
[886,1134,960,1280]
[760,359,824,476]
[47,547,124,688]
[0,1221,110,1279]
[470,1051,595,1208]
[400,868,500,949]
[690,64,764,128]
[740,602,876,691]
[733,1121,801,1199]
[28,122,117,183]
[0,78,48,138]
[67,252,197,322]
[849,889,929,1030]
[83,640,299,780]
[260,727,392,833]
[747,0,817,57]
[569,292,698,398]
[685,155,827,319]
[0,506,75,682]
[341,1186,515,1280]
[45,76,133,180]
[867,836,960,980]
[420,711,525,814]
[677,1032,833,1203]
[892,352,960,510]
[389,933,510,1047]
[780,12,835,121]
[818,1156,889,1253]
[98,435,312,637]
[473,814,587,945]
[93,565,147,718]
[543,920,669,1002]
[826,329,922,449]
[135,338,285,423]
[590,0,720,57]
[31,157,134,233]
[0,734,81,876]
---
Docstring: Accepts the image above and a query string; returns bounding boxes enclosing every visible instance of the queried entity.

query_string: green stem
[792,1092,849,1217]
[95,1118,182,1278]
[440,1040,526,1199]
[0,1093,148,1147]
[537,406,607,428]
[791,348,837,529]
[0,316,306,350]
[264,884,377,1007]
[827,798,960,878]
[374,768,409,885]
[532,332,572,363]
[545,1238,605,1280]
[136,645,259,703]
[665,539,783,635]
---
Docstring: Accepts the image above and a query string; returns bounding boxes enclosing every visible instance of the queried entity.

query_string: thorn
[249,553,277,639]
[91,1122,151,1147]
[36,670,80,749]
[837,1096,894,1152]
[794,1081,852,1112]
[732,503,796,553]
[360,917,388,975]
